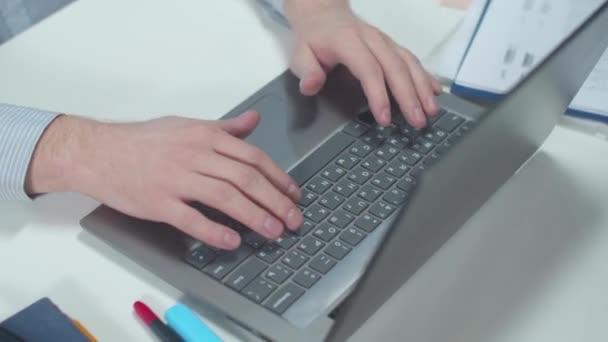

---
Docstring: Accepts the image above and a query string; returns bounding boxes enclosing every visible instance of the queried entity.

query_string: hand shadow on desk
[29,192,98,229]
[353,151,605,342]
[0,193,96,238]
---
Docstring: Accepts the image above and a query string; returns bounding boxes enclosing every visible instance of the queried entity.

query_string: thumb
[290,43,327,96]
[217,110,260,138]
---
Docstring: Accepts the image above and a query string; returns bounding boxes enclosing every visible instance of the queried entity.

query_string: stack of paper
[450,0,607,123]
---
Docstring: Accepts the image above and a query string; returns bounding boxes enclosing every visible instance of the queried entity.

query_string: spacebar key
[264,283,305,315]
[289,132,355,186]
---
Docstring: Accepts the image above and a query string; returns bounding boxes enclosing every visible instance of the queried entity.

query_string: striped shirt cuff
[0,104,60,201]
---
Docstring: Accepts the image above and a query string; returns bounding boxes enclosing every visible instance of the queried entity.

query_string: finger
[430,74,442,95]
[334,35,392,126]
[212,132,301,201]
[396,47,439,117]
[164,200,241,250]
[193,153,302,231]
[217,110,260,138]
[290,42,328,96]
[182,175,286,240]
[361,30,426,128]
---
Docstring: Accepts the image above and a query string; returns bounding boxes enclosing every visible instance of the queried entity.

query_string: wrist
[25,115,108,196]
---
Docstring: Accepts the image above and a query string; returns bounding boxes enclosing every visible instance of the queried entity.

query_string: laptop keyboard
[184,108,472,316]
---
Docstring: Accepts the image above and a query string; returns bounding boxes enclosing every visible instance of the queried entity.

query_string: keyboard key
[306,177,332,195]
[298,189,318,207]
[361,156,387,172]
[334,179,359,197]
[281,250,310,270]
[412,138,434,154]
[411,164,427,178]
[335,153,360,169]
[256,244,284,264]
[185,246,217,269]
[274,233,299,250]
[354,214,382,232]
[375,144,399,161]
[369,202,397,220]
[243,231,266,249]
[243,278,276,303]
[325,240,352,260]
[321,165,347,182]
[435,140,453,155]
[423,128,448,144]
[328,210,355,229]
[357,184,383,203]
[357,110,376,125]
[371,174,396,190]
[265,264,293,284]
[398,149,423,166]
[296,220,316,236]
[313,223,340,242]
[203,245,253,280]
[383,188,408,206]
[400,125,422,140]
[435,112,464,132]
[397,176,417,193]
[347,167,373,185]
[387,135,411,149]
[318,193,345,210]
[289,132,355,186]
[310,254,337,274]
[423,152,441,166]
[342,121,370,137]
[343,197,369,215]
[428,108,446,124]
[340,227,366,246]
[349,141,374,158]
[385,159,409,178]
[297,236,325,256]
[224,257,268,291]
[264,283,305,314]
[293,268,321,289]
[372,124,396,137]
[362,131,386,146]
[304,204,331,223]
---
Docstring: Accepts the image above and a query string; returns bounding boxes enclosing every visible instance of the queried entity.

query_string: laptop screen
[329,1,608,341]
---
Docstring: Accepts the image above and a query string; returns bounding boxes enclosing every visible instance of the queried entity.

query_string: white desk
[1,1,608,341]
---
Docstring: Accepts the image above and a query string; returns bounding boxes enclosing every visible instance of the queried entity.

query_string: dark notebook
[1,298,89,342]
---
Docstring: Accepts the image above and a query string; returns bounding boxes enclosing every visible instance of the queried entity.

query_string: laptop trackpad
[242,94,344,171]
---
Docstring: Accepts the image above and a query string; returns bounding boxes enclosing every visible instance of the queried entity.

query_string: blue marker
[164,303,222,342]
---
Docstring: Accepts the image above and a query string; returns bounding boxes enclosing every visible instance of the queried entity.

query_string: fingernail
[264,216,283,237]
[286,208,303,230]
[288,183,301,200]
[223,231,241,249]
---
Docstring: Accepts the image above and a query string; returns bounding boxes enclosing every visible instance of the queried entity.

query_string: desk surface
[1,1,608,341]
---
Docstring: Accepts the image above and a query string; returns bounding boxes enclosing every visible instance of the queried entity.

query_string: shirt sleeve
[0,104,60,201]
[258,0,288,26]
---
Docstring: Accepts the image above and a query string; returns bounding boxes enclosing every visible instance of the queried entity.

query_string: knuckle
[246,147,267,164]
[237,167,261,190]
[211,182,237,203]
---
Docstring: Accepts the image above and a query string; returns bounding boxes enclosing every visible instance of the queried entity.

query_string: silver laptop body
[82,2,608,341]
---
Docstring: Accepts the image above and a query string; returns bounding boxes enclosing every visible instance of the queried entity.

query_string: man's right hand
[26,111,303,250]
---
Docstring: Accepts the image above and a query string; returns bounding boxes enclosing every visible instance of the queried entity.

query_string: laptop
[81,2,608,341]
